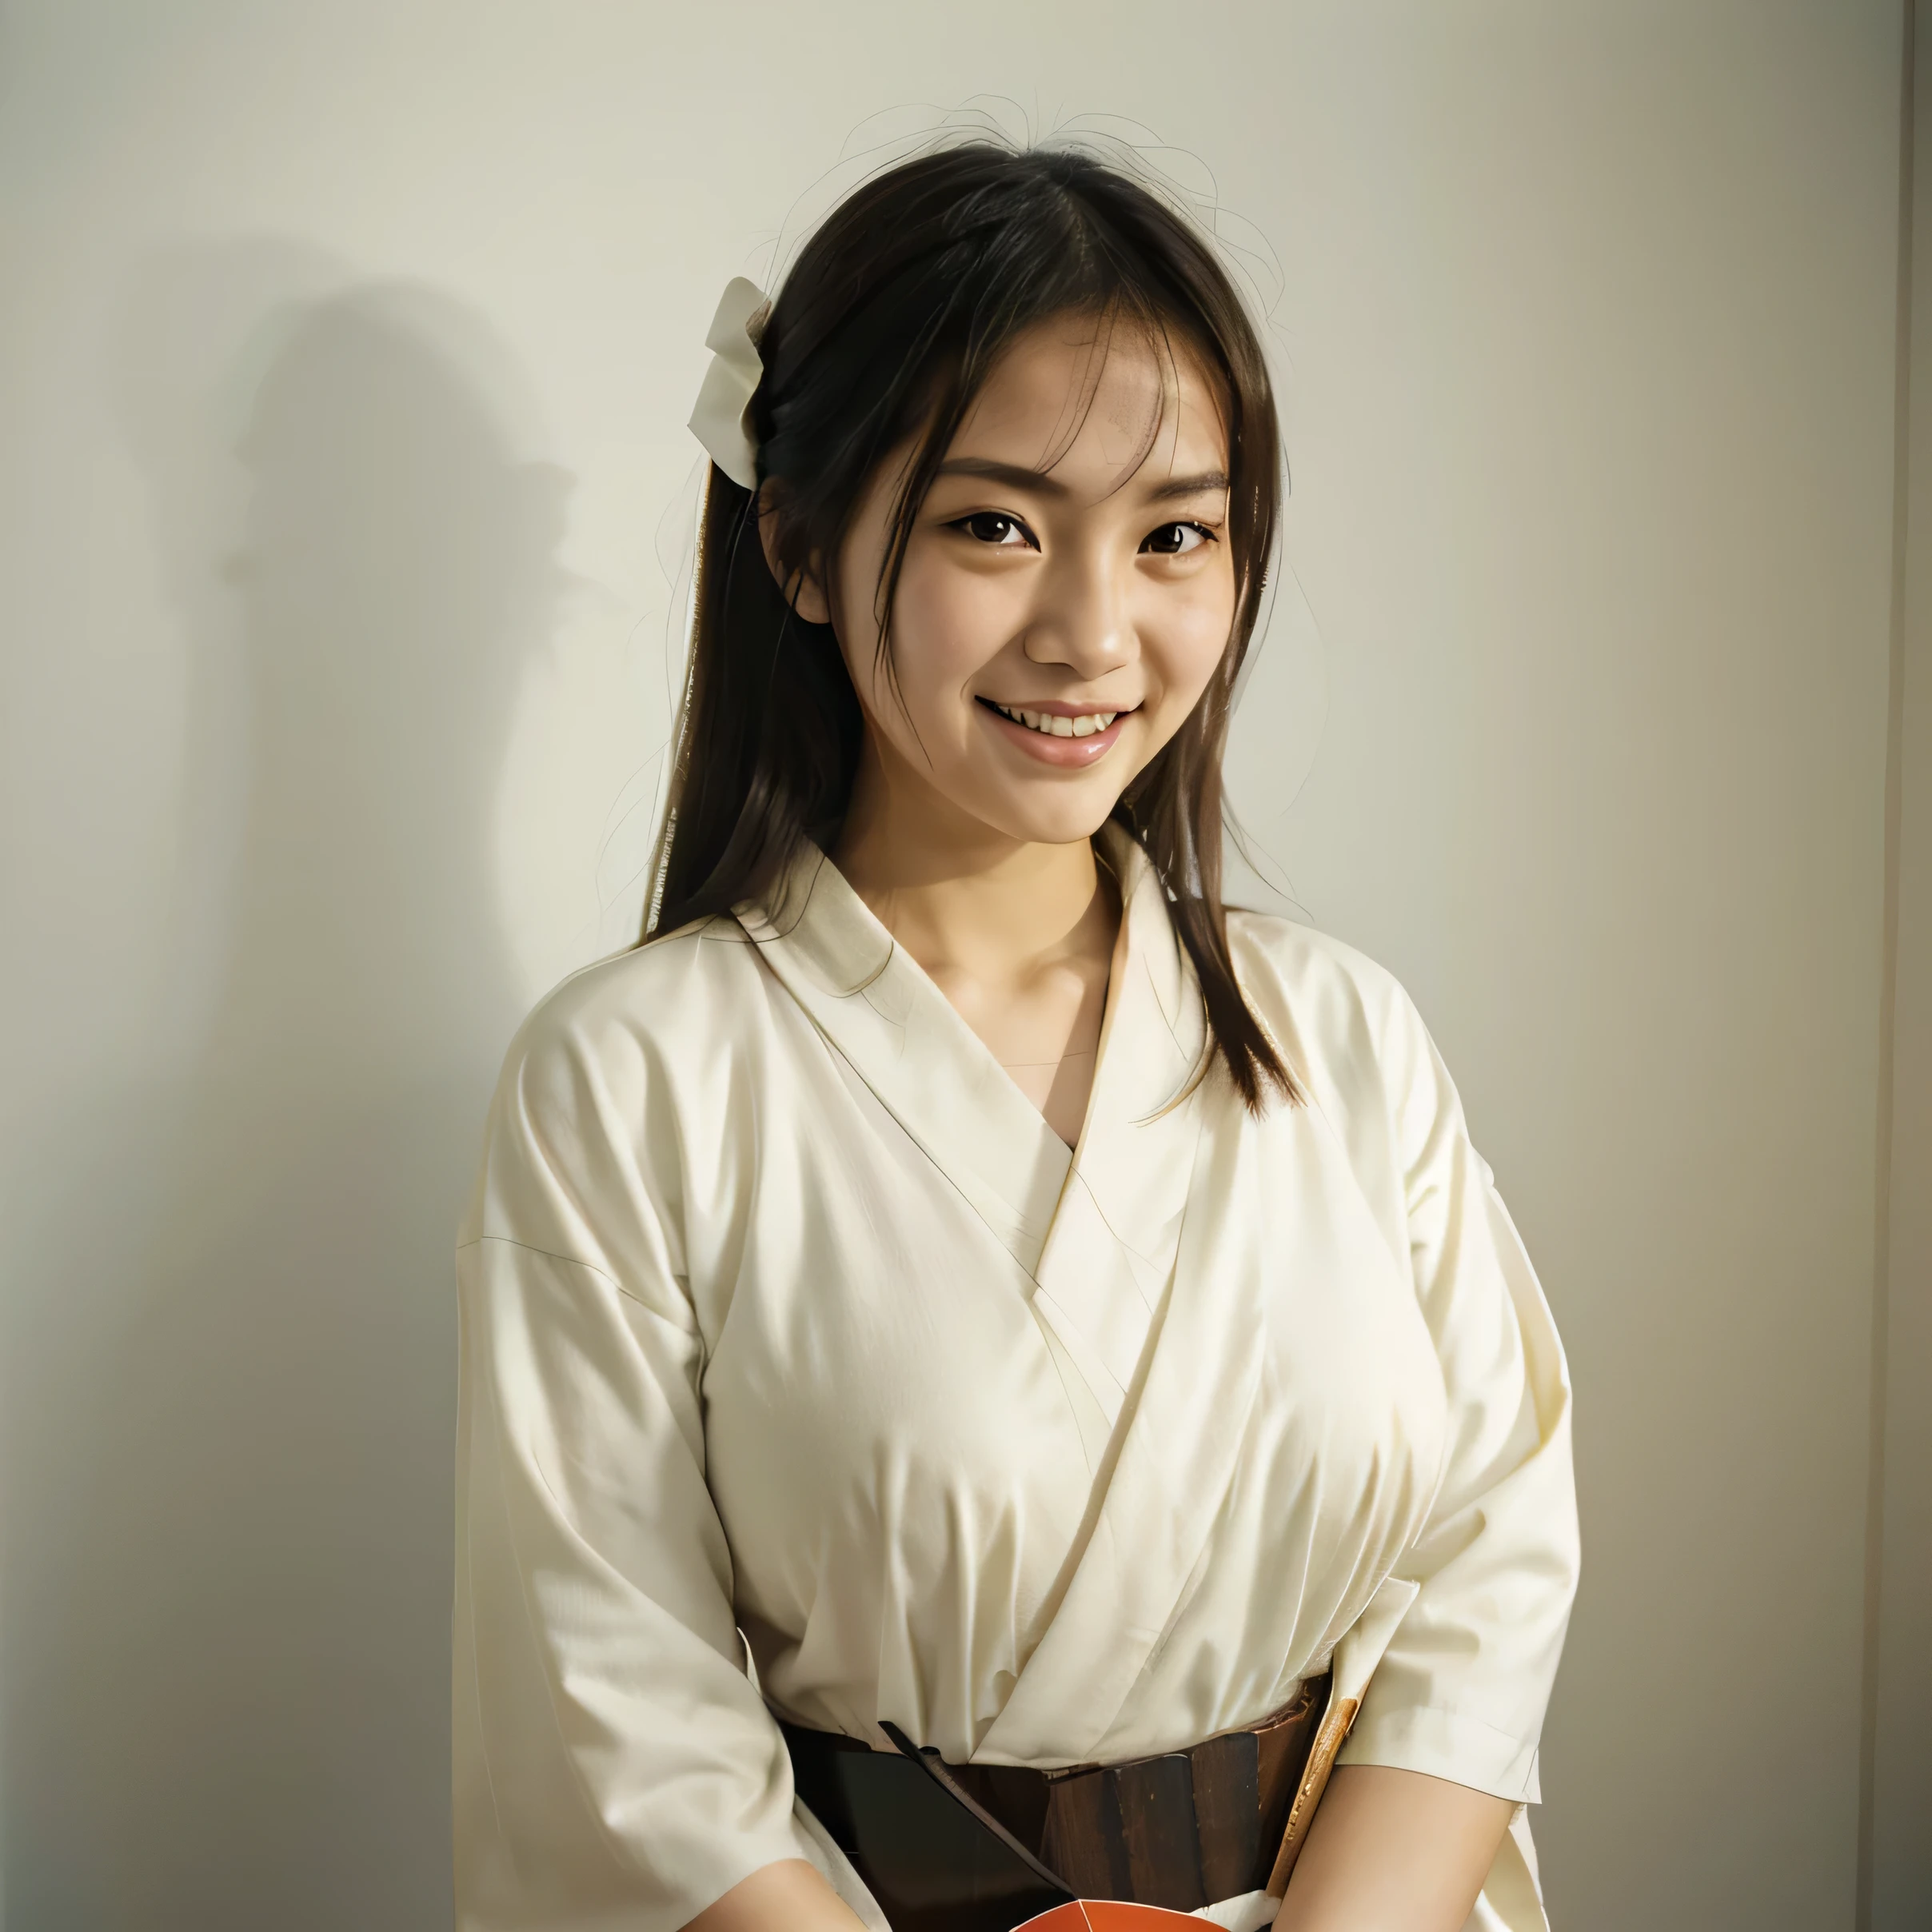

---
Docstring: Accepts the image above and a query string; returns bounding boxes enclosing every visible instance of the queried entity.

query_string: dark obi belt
[779,1675,1331,1932]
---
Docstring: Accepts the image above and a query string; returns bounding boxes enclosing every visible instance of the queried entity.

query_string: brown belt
[780,1673,1355,1930]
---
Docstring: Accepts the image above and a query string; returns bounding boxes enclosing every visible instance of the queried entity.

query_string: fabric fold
[453,835,1579,1932]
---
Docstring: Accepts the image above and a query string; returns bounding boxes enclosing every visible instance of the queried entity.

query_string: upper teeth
[992,703,1120,739]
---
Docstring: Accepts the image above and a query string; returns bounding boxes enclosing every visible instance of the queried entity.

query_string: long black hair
[645,142,1300,1112]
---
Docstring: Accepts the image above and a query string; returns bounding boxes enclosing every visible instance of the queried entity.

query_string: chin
[980,790,1124,848]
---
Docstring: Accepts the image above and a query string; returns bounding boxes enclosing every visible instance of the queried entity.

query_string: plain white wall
[0,4,1911,1928]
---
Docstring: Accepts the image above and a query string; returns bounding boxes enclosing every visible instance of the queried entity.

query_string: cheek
[1143,571,1238,713]
[872,549,1016,722]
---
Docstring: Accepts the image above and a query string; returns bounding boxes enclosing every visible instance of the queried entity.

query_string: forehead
[948,312,1229,484]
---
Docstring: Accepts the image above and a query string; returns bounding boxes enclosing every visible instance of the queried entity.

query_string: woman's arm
[681,1859,869,1932]
[455,988,818,1930]
[1313,967,1579,1832]
[1277,1766,1513,1932]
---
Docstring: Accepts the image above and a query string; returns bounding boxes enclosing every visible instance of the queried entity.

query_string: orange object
[1012,1905,1208,1930]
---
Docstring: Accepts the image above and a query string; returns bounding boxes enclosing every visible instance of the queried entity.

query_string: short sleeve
[452,990,808,1931]
[1335,987,1581,1803]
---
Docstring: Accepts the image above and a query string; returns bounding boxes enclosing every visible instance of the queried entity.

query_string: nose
[1022,540,1133,677]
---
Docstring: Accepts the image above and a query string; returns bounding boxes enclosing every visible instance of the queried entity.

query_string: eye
[954,510,1035,549]
[1142,521,1215,556]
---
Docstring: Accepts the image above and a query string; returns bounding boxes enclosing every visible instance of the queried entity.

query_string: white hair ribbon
[688,276,769,490]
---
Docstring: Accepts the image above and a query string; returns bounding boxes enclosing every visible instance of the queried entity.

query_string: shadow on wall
[10,251,567,1930]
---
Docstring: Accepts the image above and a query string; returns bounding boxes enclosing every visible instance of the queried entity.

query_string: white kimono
[453,826,1579,1932]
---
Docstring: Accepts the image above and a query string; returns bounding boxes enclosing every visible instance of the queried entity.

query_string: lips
[977,697,1135,768]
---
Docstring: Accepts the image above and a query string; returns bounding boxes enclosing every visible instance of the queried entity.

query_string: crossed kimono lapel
[741,832,1267,1762]
[736,843,1072,1275]
[973,1077,1267,1765]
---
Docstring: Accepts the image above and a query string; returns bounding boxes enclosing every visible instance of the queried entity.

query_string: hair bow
[688,277,769,490]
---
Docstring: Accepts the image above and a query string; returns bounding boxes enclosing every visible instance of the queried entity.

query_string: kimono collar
[735,825,1207,1277]
[736,823,1185,1012]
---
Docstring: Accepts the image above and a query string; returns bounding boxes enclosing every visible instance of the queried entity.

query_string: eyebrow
[934,457,1231,503]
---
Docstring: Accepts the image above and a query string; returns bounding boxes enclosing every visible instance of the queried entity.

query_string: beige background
[1,4,1922,1929]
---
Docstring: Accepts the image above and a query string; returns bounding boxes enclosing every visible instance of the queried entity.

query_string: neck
[830,737,1111,985]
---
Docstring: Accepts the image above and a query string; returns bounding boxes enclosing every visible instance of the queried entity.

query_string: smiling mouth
[981,700,1128,740]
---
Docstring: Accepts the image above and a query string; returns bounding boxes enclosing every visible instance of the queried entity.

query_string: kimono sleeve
[1335,983,1581,1805]
[452,987,807,1932]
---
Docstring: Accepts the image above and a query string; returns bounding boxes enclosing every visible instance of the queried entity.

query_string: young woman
[453,144,1579,1932]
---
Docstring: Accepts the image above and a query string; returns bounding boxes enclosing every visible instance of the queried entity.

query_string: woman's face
[782,313,1239,850]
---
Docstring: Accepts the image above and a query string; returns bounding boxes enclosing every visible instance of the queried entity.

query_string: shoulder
[1225,910,1475,1227]
[461,917,768,1262]
[473,919,766,1195]
[1223,908,1461,1160]
[497,916,766,1095]
[1226,908,1429,1065]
